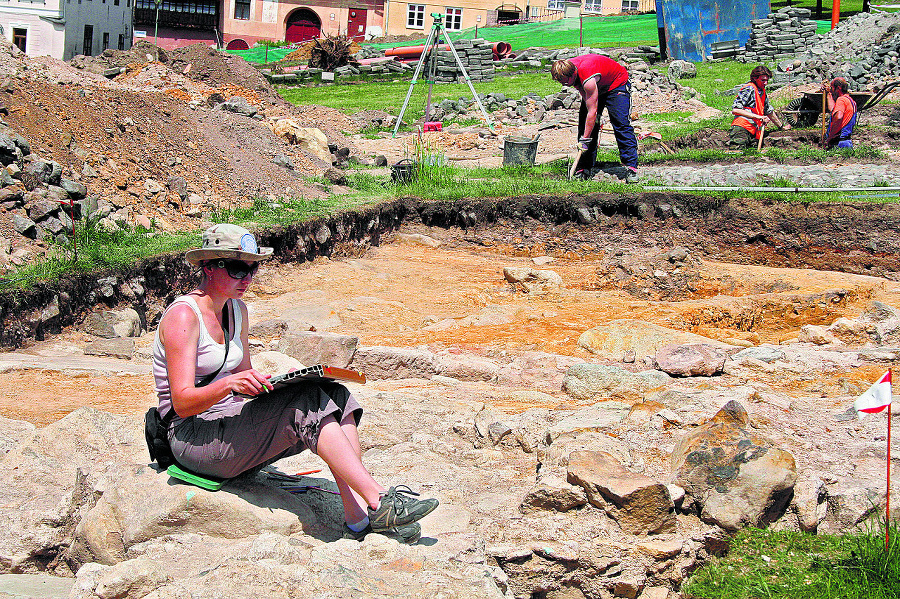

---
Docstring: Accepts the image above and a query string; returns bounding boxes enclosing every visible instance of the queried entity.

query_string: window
[407,3,424,28]
[83,25,93,55]
[118,33,125,50]
[547,0,565,8]
[12,28,25,53]
[583,0,602,13]
[114,0,119,4]
[445,7,462,30]
[621,0,638,11]
[103,32,109,50]
[234,0,250,19]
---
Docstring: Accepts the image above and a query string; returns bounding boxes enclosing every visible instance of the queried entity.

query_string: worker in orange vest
[729,65,790,149]
[823,77,857,149]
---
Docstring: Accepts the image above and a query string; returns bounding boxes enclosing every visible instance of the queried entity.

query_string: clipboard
[234,365,367,398]
[267,364,367,389]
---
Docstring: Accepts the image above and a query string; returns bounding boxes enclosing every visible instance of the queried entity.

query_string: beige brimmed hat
[185,224,274,266]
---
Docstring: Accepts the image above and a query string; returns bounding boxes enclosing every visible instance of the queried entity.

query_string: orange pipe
[384,41,511,60]
[831,0,840,29]
[491,41,512,58]
[384,44,449,58]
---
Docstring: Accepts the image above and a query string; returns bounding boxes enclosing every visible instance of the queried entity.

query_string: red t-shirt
[571,54,629,93]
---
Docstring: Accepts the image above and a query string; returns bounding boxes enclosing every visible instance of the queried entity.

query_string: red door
[286,9,322,43]
[347,9,367,41]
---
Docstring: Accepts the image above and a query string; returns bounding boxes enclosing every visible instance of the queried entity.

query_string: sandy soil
[3,222,899,427]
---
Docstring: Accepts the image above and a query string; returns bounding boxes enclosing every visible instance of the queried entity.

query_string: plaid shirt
[732,83,772,115]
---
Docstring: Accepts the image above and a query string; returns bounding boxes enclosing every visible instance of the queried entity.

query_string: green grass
[278,71,560,123]
[683,523,900,599]
[772,0,869,19]
[360,159,629,201]
[0,219,197,290]
[638,144,886,165]
[0,195,368,290]
[367,14,660,52]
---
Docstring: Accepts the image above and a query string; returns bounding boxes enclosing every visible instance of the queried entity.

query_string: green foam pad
[166,464,226,491]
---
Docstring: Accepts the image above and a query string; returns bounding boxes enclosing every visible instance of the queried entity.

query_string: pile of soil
[0,37,359,267]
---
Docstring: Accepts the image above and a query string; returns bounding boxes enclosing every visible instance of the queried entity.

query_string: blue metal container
[657,0,771,62]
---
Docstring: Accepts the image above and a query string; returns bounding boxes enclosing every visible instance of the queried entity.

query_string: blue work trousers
[577,82,638,171]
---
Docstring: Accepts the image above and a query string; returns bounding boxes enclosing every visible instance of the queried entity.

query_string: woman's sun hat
[185,224,274,266]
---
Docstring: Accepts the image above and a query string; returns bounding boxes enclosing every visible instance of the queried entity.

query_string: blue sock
[346,516,369,532]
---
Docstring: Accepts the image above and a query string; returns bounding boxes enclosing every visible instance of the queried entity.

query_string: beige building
[379,0,656,38]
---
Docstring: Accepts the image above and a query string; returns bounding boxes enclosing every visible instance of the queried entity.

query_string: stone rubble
[771,9,900,91]
[1,294,899,597]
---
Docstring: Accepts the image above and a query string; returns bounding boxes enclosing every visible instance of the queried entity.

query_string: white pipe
[642,185,900,193]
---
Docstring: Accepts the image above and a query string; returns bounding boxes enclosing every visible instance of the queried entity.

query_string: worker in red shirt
[824,77,857,149]
[551,54,638,183]
[730,65,789,149]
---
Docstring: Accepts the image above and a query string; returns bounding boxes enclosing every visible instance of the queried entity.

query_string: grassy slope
[229,9,843,64]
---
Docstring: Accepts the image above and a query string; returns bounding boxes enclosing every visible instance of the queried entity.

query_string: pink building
[134,0,385,51]
[134,0,655,52]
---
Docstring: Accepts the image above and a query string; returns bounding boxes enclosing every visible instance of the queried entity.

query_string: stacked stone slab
[742,6,819,63]
[431,38,495,83]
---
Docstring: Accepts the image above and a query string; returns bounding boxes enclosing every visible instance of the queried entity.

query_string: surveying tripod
[392,13,495,137]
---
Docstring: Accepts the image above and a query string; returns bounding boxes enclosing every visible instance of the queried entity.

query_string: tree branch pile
[308,35,360,71]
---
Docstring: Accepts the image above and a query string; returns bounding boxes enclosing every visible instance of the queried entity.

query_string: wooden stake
[821,85,828,149]
[757,123,766,151]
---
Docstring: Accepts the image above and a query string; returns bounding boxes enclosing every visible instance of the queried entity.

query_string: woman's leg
[334,412,370,524]
[315,414,384,518]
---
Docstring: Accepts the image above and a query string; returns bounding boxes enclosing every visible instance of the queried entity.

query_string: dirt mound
[292,104,362,141]
[167,43,282,105]
[284,42,316,61]
[68,40,170,74]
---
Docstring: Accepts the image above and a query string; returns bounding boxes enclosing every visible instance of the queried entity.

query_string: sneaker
[573,169,591,181]
[367,485,439,531]
[342,521,422,545]
[624,166,639,184]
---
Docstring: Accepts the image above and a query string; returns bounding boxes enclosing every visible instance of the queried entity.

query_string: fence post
[579,12,583,48]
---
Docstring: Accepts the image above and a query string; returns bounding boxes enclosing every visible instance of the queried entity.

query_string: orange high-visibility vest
[732,82,766,139]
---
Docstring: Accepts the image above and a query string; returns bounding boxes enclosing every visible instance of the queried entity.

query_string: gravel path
[636,161,900,188]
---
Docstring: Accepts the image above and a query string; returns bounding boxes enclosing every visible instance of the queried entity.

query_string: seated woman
[152,224,437,543]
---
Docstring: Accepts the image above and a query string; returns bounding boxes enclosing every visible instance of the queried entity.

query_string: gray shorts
[168,381,362,479]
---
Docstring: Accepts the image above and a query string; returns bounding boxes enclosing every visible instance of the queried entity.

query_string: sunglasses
[208,259,259,280]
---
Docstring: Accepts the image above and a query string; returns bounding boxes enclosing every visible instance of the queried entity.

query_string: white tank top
[152,295,245,419]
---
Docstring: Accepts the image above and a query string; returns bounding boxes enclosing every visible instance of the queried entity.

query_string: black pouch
[144,408,176,469]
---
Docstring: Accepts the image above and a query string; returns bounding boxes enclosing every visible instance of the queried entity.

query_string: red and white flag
[854,370,893,419]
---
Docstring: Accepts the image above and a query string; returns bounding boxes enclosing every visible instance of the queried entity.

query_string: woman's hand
[228,369,273,397]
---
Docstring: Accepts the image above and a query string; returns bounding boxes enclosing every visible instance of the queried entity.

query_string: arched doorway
[285,9,322,43]
[226,39,250,50]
